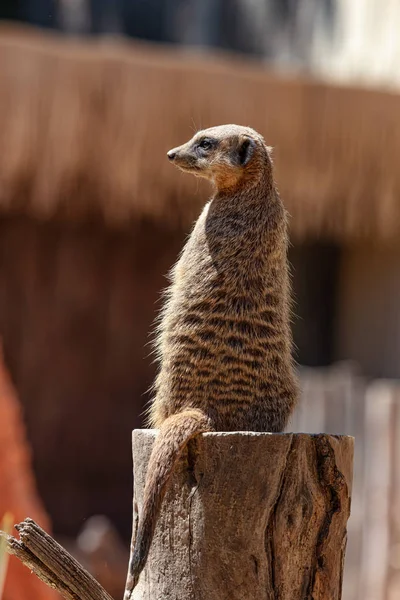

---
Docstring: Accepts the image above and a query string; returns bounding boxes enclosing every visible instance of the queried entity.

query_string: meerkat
[126,124,299,595]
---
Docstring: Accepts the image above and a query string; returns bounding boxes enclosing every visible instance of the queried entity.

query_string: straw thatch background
[0,24,400,241]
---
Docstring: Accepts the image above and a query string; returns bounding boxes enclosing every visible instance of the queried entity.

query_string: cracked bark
[126,430,353,600]
[0,519,113,600]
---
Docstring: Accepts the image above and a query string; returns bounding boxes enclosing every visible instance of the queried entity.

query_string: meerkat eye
[198,139,212,150]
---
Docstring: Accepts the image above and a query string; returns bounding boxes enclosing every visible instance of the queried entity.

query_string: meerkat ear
[235,136,255,167]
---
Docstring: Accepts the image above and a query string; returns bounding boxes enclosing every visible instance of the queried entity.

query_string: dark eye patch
[197,138,216,151]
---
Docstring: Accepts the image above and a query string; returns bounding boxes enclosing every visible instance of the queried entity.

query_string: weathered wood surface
[292,364,400,600]
[0,518,113,600]
[127,430,353,600]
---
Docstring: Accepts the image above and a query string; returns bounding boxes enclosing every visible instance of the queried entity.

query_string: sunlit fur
[126,124,299,596]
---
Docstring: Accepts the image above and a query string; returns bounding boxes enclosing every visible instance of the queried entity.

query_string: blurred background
[0,1,399,599]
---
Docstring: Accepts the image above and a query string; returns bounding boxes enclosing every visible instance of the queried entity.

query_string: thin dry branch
[0,519,114,600]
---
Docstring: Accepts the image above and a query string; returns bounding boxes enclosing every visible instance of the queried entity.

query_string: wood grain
[126,430,353,600]
[0,519,113,600]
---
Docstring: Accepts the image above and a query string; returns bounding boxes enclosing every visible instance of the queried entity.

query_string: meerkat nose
[167,150,176,161]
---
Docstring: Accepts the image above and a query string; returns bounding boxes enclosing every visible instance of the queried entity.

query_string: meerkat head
[167,124,272,190]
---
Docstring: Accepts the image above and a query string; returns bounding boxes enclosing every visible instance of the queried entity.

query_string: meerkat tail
[125,409,211,595]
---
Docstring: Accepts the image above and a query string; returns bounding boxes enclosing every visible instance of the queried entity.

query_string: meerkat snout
[167,150,176,161]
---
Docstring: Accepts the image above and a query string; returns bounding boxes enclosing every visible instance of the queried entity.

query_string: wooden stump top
[129,430,354,600]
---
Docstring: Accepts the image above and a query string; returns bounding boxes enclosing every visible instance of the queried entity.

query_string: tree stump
[126,431,353,600]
